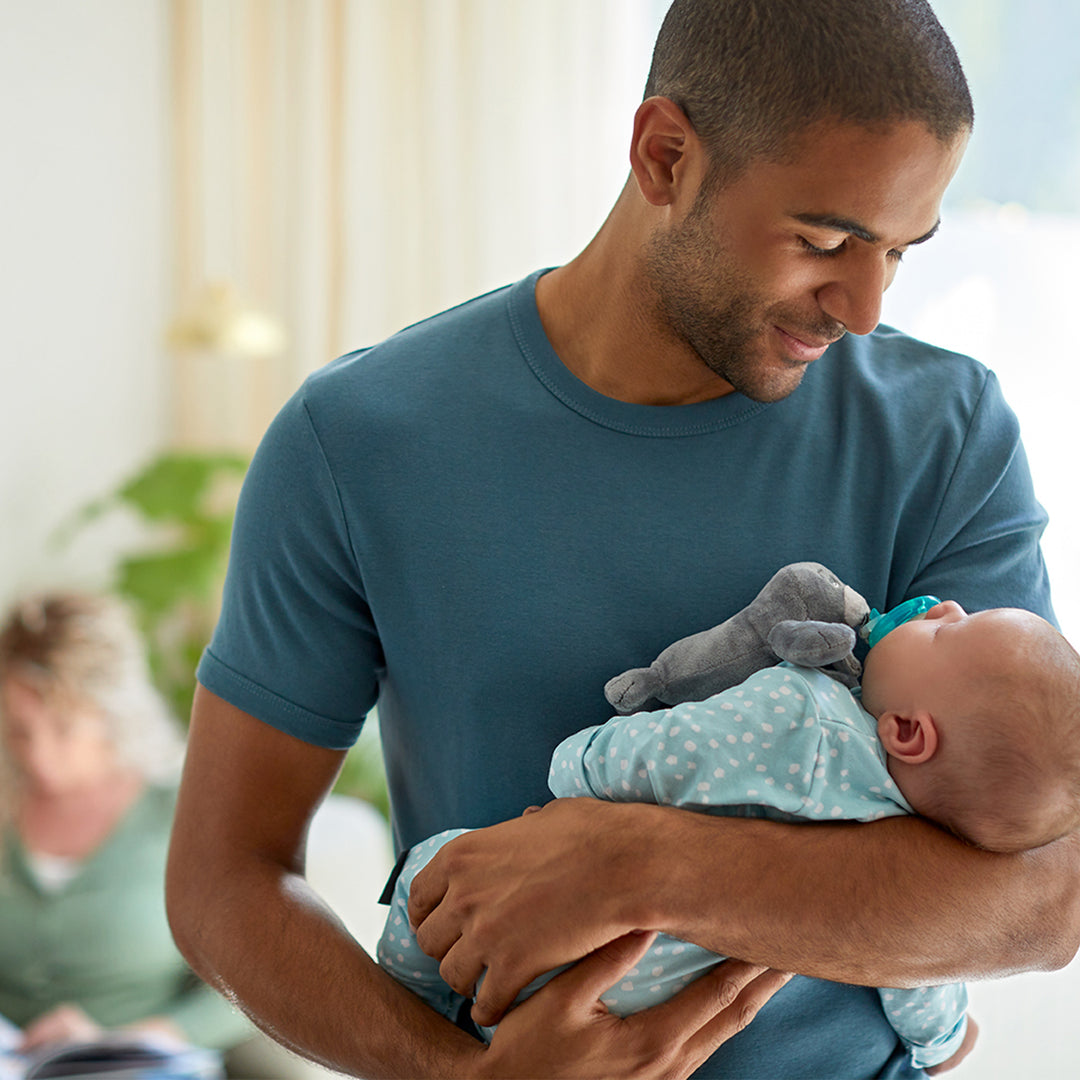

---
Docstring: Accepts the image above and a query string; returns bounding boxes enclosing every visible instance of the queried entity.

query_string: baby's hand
[926,1015,979,1075]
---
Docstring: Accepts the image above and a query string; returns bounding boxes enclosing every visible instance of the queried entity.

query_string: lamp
[166,281,286,359]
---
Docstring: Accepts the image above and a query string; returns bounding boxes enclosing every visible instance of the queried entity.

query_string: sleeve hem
[197,648,365,750]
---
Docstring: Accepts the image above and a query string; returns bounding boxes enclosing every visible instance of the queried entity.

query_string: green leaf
[116,452,248,523]
[116,548,223,617]
[181,514,235,551]
[333,737,390,821]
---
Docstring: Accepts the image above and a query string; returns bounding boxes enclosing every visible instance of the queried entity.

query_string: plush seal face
[747,562,868,637]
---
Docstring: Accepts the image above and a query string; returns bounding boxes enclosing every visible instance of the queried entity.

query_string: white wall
[0,0,171,609]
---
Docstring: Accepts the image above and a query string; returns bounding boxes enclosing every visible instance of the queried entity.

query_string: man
[167,2,1080,1077]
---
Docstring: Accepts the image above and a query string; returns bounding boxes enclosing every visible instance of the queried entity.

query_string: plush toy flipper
[767,620,857,668]
[768,620,862,689]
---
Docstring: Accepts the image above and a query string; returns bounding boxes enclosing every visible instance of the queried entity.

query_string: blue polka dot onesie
[378,663,968,1069]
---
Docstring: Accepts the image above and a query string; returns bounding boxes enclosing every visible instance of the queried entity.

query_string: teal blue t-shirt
[199,270,1052,1079]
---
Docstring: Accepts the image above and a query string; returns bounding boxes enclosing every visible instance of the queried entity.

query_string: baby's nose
[925,599,966,622]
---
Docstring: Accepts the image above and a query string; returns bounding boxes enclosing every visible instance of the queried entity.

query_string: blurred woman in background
[0,591,251,1058]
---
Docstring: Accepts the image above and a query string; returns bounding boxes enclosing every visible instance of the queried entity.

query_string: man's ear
[877,711,939,764]
[629,96,704,207]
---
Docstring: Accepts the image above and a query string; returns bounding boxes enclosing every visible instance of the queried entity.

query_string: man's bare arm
[409,797,1080,1027]
[167,687,790,1079]
[167,686,489,1078]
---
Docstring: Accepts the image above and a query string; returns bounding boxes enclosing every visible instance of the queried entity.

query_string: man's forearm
[411,797,1080,1024]
[167,687,483,1079]
[167,851,482,1079]
[640,806,1080,986]
[176,691,797,1079]
[167,842,795,1080]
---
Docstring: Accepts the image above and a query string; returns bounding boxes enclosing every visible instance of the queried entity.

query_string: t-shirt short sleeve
[197,387,382,749]
[905,369,1053,621]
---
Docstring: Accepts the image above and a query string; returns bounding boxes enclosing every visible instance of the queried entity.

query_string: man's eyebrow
[791,212,941,247]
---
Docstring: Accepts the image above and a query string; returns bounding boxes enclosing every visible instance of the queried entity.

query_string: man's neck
[534,212,733,407]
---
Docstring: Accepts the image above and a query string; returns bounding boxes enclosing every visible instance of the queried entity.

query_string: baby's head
[860,602,1080,853]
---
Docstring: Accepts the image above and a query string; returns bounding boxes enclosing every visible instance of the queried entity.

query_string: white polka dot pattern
[548,665,911,823]
[376,665,966,1068]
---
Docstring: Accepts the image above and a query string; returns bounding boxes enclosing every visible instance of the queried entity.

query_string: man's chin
[727,362,810,403]
[696,333,818,403]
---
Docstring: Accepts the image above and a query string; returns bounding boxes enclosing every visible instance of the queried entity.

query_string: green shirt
[0,785,250,1050]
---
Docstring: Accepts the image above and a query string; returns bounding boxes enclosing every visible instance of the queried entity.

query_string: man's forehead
[715,120,966,224]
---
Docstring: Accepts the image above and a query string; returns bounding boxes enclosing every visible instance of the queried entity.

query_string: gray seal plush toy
[605,561,870,714]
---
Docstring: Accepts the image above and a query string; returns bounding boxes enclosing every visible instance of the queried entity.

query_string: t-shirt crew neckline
[507,268,772,438]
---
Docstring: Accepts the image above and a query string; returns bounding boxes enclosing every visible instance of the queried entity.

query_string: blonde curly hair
[0,592,184,827]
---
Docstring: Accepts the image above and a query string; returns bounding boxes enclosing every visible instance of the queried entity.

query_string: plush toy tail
[604,667,662,714]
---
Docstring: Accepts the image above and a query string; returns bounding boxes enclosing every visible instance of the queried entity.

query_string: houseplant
[57,450,389,819]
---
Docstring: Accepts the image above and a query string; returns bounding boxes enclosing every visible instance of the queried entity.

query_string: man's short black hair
[644,0,973,182]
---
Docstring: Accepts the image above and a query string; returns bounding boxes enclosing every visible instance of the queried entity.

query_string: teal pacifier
[860,595,941,648]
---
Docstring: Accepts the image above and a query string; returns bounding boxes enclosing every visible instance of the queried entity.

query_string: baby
[378,596,1080,1071]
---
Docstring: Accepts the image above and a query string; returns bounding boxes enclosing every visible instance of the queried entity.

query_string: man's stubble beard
[642,199,838,404]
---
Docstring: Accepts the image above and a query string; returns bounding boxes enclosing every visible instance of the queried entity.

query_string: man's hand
[474,930,791,1080]
[408,798,677,1026]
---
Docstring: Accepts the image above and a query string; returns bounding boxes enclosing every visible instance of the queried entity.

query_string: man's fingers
[624,959,791,1058]
[472,931,657,1029]
[472,964,525,1028]
[472,947,784,1080]
[437,937,487,1001]
[409,851,470,963]
[611,959,792,1079]
[406,859,447,936]
[412,908,462,966]
[559,932,658,1004]
[627,958,766,1037]
[684,965,793,1063]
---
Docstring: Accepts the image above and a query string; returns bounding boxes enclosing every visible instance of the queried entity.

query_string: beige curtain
[169,0,659,449]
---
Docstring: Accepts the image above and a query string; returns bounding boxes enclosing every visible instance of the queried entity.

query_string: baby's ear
[877,711,939,764]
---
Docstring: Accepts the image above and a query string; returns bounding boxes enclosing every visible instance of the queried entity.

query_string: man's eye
[798,236,844,257]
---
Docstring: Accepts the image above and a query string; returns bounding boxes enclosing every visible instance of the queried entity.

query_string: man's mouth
[774,325,844,362]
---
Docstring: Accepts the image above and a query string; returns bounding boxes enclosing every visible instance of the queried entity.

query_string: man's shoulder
[834,323,990,396]
[799,323,1013,450]
[304,274,538,399]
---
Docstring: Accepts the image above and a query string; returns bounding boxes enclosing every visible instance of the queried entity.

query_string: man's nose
[815,256,889,336]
